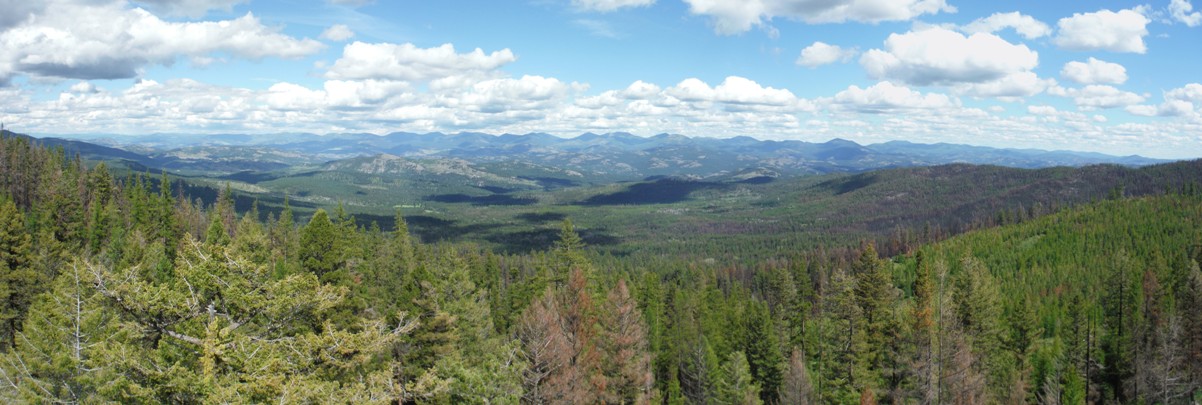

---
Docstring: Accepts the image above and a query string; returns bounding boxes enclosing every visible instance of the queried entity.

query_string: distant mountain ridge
[8,130,1172,181]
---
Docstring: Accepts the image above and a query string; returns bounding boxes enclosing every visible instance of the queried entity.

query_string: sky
[0,0,1200,158]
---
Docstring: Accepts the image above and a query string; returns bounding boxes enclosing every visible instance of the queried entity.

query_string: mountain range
[8,130,1171,183]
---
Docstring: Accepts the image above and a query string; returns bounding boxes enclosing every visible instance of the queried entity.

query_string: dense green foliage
[1,135,1201,403]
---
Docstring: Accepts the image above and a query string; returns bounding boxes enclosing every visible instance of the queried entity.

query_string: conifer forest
[2,123,1202,405]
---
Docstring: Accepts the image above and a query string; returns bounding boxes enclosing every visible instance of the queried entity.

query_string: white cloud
[131,0,245,18]
[796,42,858,68]
[9,72,1201,159]
[320,24,355,42]
[1126,83,1202,118]
[954,72,1054,99]
[264,82,325,111]
[454,75,575,113]
[1054,85,1146,109]
[69,81,100,94]
[661,76,800,107]
[1027,105,1058,116]
[961,12,1051,39]
[1061,58,1128,85]
[0,0,43,31]
[860,27,1039,86]
[622,80,661,99]
[325,42,516,82]
[0,1,322,83]
[1126,100,1195,117]
[832,81,956,113]
[1053,9,1149,53]
[666,78,715,102]
[713,76,796,105]
[682,0,955,35]
[572,0,655,12]
[1166,83,1202,103]
[1170,0,1202,26]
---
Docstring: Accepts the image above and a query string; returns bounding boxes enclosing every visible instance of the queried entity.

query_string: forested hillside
[2,134,1201,404]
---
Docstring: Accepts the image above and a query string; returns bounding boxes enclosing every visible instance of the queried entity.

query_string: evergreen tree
[599,278,654,404]
[743,300,783,404]
[554,219,590,283]
[517,287,572,404]
[0,199,34,350]
[300,209,341,277]
[779,347,815,405]
[1101,251,1139,402]
[716,351,762,405]
[1178,260,1202,399]
[86,235,408,403]
[204,210,229,246]
[908,250,937,404]
[0,260,121,403]
[428,252,524,404]
[852,244,899,393]
[392,209,415,270]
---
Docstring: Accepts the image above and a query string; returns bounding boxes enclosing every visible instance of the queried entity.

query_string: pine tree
[204,210,229,246]
[269,195,300,277]
[554,219,590,284]
[85,235,410,403]
[0,199,34,350]
[907,250,938,404]
[392,209,415,270]
[517,287,572,404]
[599,278,654,404]
[0,260,120,403]
[951,257,1002,397]
[1178,260,1202,399]
[300,209,341,277]
[779,347,815,404]
[1101,251,1139,402]
[716,351,762,405]
[817,267,863,403]
[427,252,524,404]
[852,244,899,394]
[744,300,783,404]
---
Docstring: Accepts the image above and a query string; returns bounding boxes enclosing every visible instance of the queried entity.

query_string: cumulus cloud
[320,24,355,41]
[325,42,516,82]
[1061,58,1127,85]
[454,76,576,113]
[1053,9,1149,53]
[682,0,954,35]
[712,76,797,105]
[1166,83,1202,103]
[69,81,100,94]
[832,81,956,113]
[954,72,1054,99]
[0,0,43,31]
[0,1,322,83]
[860,27,1039,86]
[8,71,1200,159]
[131,0,245,18]
[961,12,1051,39]
[1170,0,1202,26]
[572,0,655,12]
[663,76,800,107]
[1052,84,1146,109]
[796,42,858,68]
[1126,100,1195,117]
[1127,82,1202,118]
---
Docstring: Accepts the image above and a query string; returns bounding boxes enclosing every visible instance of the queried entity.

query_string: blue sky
[0,0,1200,158]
